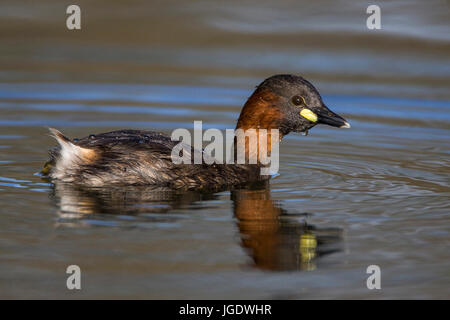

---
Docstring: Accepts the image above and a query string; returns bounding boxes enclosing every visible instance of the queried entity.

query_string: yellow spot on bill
[299,233,317,262]
[300,108,318,122]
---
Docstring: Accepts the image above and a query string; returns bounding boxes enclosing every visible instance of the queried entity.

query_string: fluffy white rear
[48,128,96,181]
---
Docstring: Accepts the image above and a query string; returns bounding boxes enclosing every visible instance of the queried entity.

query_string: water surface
[0,0,449,299]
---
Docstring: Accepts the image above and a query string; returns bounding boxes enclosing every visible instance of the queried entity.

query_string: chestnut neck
[233,89,284,164]
[235,88,283,132]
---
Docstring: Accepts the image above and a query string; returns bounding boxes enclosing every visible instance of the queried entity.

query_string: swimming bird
[43,74,350,190]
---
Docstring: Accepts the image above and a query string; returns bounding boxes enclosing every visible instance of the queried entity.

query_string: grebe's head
[236,74,350,136]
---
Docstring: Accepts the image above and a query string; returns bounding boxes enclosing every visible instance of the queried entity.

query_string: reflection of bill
[171,121,280,175]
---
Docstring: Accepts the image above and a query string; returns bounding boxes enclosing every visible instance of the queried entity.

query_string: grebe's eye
[291,95,305,106]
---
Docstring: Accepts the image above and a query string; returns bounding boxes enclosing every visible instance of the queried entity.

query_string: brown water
[0,0,449,299]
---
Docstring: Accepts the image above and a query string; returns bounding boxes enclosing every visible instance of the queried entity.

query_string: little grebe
[43,75,350,190]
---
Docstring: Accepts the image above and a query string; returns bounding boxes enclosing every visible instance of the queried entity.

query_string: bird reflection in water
[232,183,342,271]
[49,181,342,271]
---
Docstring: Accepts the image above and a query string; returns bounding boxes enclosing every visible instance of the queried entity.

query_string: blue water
[0,0,449,299]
